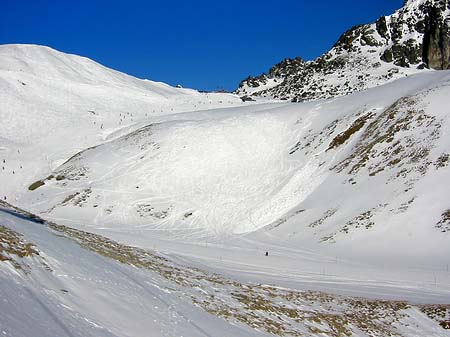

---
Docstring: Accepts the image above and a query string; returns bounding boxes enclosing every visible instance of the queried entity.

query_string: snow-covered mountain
[22,66,450,262]
[1,43,450,336]
[0,44,244,200]
[236,0,450,101]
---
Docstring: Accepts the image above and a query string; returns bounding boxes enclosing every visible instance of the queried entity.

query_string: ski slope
[20,68,450,259]
[1,44,450,336]
[0,202,264,337]
[0,44,246,202]
[1,202,449,337]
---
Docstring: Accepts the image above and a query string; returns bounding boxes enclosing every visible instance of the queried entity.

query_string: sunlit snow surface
[1,44,450,336]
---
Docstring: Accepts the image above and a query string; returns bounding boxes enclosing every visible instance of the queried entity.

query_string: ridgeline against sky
[0,0,403,91]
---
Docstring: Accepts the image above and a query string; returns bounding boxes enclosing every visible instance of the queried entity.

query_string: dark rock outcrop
[422,3,450,69]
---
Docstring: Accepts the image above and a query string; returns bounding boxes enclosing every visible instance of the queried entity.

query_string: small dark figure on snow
[265,251,269,257]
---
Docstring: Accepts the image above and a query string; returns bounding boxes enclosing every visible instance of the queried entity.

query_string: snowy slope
[23,71,450,253]
[1,201,450,337]
[0,44,245,202]
[2,44,450,336]
[0,201,264,337]
[4,44,448,265]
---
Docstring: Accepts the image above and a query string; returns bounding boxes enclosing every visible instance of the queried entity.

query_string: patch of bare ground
[0,225,38,271]
[327,111,374,151]
[436,209,450,233]
[332,97,441,187]
[420,305,450,329]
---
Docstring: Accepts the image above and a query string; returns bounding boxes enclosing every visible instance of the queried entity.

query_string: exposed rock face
[236,0,450,101]
[422,1,450,69]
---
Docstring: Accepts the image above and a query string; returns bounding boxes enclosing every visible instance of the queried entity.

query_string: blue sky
[1,0,404,91]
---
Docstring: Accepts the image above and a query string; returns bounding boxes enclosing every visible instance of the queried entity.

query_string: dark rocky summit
[236,0,450,102]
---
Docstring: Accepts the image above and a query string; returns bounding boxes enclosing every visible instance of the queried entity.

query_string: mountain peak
[402,0,442,7]
[236,0,450,102]
[0,43,186,95]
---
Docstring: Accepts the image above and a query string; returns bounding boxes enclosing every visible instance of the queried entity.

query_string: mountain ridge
[236,0,450,101]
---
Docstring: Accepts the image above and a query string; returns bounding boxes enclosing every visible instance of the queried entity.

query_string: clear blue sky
[1,0,404,91]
